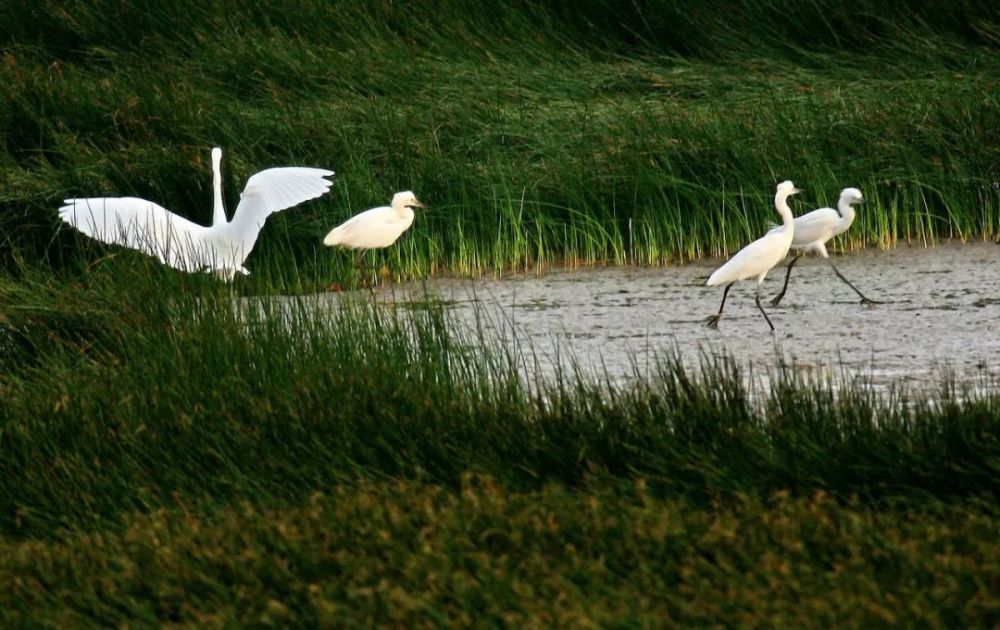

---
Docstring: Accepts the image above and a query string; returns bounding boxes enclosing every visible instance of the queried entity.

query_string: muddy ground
[309,241,1000,392]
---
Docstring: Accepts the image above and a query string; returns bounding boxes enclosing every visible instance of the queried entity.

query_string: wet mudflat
[316,241,1000,391]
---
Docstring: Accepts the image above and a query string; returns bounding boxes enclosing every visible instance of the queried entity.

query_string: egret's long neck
[774,192,795,230]
[211,151,226,225]
[837,197,856,227]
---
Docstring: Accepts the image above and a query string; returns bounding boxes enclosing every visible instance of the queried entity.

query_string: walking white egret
[769,187,880,306]
[58,147,334,280]
[705,180,801,331]
[322,191,424,266]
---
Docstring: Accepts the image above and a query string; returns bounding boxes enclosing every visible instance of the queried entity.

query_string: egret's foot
[705,314,722,329]
[859,297,883,306]
[769,294,785,307]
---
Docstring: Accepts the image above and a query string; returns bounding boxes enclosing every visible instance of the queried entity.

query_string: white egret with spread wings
[58,147,334,280]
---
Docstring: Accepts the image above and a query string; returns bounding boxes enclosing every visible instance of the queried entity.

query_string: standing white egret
[58,147,334,280]
[705,180,801,331]
[322,191,424,265]
[769,187,879,306]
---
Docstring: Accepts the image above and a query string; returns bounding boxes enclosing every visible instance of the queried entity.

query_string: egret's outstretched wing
[245,167,335,211]
[228,167,335,240]
[58,197,207,271]
[223,167,333,264]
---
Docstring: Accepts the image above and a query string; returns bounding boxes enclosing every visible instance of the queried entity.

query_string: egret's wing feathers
[223,167,333,262]
[708,238,767,284]
[230,167,334,235]
[58,197,207,270]
[794,207,839,231]
[707,230,791,286]
[791,207,840,246]
[322,206,386,247]
[59,160,334,279]
[243,167,335,210]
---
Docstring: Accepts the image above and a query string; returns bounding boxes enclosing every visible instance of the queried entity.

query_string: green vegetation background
[1,1,999,625]
[2,0,998,283]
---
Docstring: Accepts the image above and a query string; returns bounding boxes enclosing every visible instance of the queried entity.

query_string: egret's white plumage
[323,191,423,251]
[705,180,801,331]
[769,187,879,306]
[787,187,863,256]
[58,148,334,279]
[211,147,226,226]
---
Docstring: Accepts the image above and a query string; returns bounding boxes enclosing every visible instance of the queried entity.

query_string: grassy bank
[1,270,999,622]
[2,1,998,284]
[2,479,997,626]
[2,269,998,526]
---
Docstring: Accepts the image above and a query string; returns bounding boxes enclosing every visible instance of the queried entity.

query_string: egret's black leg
[350,249,379,290]
[754,283,776,331]
[828,259,881,305]
[705,282,733,329]
[769,253,802,306]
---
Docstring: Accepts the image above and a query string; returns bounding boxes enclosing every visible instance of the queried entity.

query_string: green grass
[2,268,999,522]
[1,1,998,286]
[1,265,999,622]
[2,480,997,627]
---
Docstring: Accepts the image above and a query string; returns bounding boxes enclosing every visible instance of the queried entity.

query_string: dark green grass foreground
[1,271,998,624]
[3,480,997,626]
[1,1,998,284]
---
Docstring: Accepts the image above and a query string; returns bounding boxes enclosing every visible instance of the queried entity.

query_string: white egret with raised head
[705,180,801,331]
[58,147,334,280]
[769,187,880,306]
[322,191,424,267]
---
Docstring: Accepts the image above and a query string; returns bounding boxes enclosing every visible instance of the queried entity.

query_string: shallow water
[311,241,1000,391]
